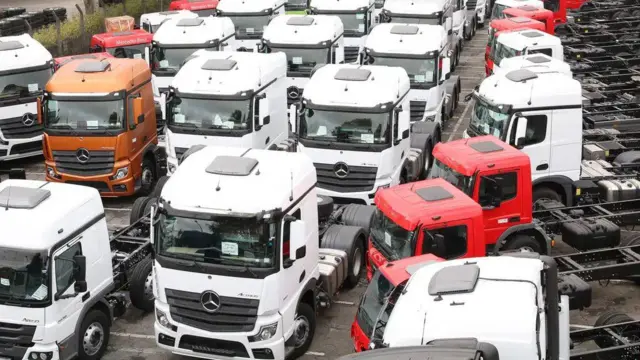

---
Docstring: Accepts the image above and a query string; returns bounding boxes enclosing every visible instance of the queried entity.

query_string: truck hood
[408,87,440,112]
[299,144,393,178]
[0,304,44,340]
[166,131,250,158]
[45,134,118,152]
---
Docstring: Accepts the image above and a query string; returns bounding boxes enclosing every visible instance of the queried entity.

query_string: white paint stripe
[104,207,132,211]
[306,351,326,356]
[570,324,594,329]
[334,300,355,305]
[447,99,475,142]
[112,332,155,339]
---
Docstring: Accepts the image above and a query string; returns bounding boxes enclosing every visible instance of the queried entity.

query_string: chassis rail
[570,320,640,359]
[109,214,152,289]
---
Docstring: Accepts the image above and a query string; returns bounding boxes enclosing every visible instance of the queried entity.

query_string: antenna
[215,177,221,191]
[131,66,135,86]
[289,171,294,201]
[4,185,11,211]
[527,80,534,105]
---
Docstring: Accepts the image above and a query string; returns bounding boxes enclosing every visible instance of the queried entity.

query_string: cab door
[417,219,474,259]
[506,112,551,180]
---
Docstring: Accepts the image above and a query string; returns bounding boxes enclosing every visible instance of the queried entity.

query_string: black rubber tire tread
[503,234,543,253]
[130,196,151,224]
[286,302,317,360]
[341,204,375,235]
[143,197,157,217]
[533,187,562,205]
[179,144,206,165]
[593,310,634,348]
[613,151,640,166]
[317,195,334,220]
[78,309,111,360]
[320,224,366,288]
[139,156,157,196]
[129,257,155,312]
[152,175,169,198]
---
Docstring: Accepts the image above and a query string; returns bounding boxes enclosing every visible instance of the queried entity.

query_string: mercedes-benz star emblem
[76,148,91,164]
[22,113,35,127]
[288,86,300,99]
[201,291,221,313]
[334,162,350,179]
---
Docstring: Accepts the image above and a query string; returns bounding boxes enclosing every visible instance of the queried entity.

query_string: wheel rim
[83,322,105,356]
[519,246,535,252]
[144,271,154,301]
[293,315,310,348]
[352,247,362,277]
[141,166,154,190]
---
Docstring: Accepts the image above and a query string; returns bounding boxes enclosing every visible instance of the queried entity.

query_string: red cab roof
[55,52,113,69]
[91,29,153,48]
[169,0,219,10]
[379,254,443,286]
[505,5,554,18]
[433,136,531,177]
[490,16,545,32]
[374,178,482,231]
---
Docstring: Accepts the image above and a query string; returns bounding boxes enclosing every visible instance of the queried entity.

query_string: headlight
[248,322,278,342]
[112,167,129,180]
[29,352,52,360]
[156,308,171,329]
[424,114,436,122]
[376,184,390,193]
[168,162,177,174]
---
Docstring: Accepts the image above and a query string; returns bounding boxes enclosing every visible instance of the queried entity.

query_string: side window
[528,48,553,57]
[253,97,261,129]
[55,242,83,294]
[479,172,518,202]
[282,209,301,262]
[509,115,547,146]
[423,225,468,259]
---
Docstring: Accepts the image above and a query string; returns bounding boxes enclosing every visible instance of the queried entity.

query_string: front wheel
[286,303,316,360]
[533,187,563,209]
[139,156,157,196]
[78,310,110,360]
[129,257,155,312]
[503,234,543,254]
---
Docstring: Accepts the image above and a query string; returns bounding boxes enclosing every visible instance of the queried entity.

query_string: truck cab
[164,51,290,174]
[216,0,286,52]
[360,23,460,126]
[89,29,153,59]
[169,0,219,17]
[150,16,236,94]
[140,10,198,34]
[42,58,165,197]
[309,0,376,63]
[490,0,543,20]
[261,15,345,110]
[494,53,571,76]
[379,0,461,71]
[490,28,563,75]
[486,17,546,75]
[0,34,53,161]
[503,5,555,33]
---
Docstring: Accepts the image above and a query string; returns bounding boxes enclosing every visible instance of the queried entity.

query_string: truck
[486,16,547,75]
[0,33,53,162]
[150,16,237,94]
[260,15,345,110]
[489,28,563,75]
[308,0,375,63]
[289,64,441,205]
[359,23,461,126]
[89,29,153,60]
[169,0,219,17]
[215,0,286,52]
[464,0,489,35]
[494,52,572,76]
[41,58,166,197]
[139,10,198,34]
[164,50,291,174]
[150,145,378,360]
[0,179,155,360]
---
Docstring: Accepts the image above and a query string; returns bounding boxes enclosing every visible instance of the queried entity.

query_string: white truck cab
[216,0,286,52]
[291,64,438,205]
[0,34,53,161]
[494,53,572,77]
[309,0,376,63]
[140,10,198,34]
[491,0,543,19]
[164,50,290,174]
[491,29,563,75]
[151,16,236,94]
[261,15,345,110]
[360,23,461,126]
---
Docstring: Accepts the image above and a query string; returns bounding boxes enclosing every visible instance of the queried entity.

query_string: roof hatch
[201,58,237,71]
[75,60,111,73]
[428,263,480,296]
[415,186,453,202]
[521,30,543,38]
[526,55,551,64]
[177,18,204,26]
[505,68,538,82]
[287,16,315,26]
[334,68,371,81]
[390,25,419,35]
[0,40,24,51]
[206,155,259,176]
[0,186,51,209]
[469,141,504,153]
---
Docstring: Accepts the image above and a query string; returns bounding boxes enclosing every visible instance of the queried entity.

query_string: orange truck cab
[54,52,114,71]
[41,58,167,197]
[486,17,545,76]
[169,0,219,17]
[352,254,443,352]
[90,29,154,60]
[367,136,550,277]
[503,6,555,33]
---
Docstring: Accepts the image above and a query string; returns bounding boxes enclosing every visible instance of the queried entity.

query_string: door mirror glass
[441,58,451,82]
[288,220,307,261]
[259,97,270,125]
[289,104,298,133]
[514,116,528,149]
[254,97,261,129]
[424,231,447,258]
[479,176,503,208]
[73,254,87,293]
[144,46,150,64]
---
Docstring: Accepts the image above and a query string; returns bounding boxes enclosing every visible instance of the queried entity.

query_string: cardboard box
[105,16,135,33]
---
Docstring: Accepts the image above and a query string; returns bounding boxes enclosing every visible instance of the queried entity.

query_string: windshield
[225,14,271,38]
[491,4,508,19]
[0,68,51,99]
[0,249,49,304]
[143,23,162,33]
[107,44,147,59]
[156,213,276,268]
[271,47,329,76]
[300,108,391,145]
[44,99,125,131]
[194,8,217,17]
[428,159,474,195]
[468,100,509,139]
[153,47,203,71]
[356,270,394,338]
[169,97,251,131]
[488,28,497,51]
[389,16,441,25]
[334,13,367,36]
[369,57,437,86]
[370,209,414,260]
[492,42,521,67]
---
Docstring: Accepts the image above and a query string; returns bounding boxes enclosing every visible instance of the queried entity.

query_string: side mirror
[144,46,151,65]
[150,204,156,245]
[433,234,446,252]
[90,45,101,53]
[259,97,270,125]
[441,58,451,82]
[133,97,144,125]
[288,220,307,261]
[73,254,87,293]
[37,97,43,124]
[289,104,298,133]
[514,116,528,149]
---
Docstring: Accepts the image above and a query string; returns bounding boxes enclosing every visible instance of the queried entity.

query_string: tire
[341,204,375,235]
[78,310,110,360]
[152,175,169,198]
[613,151,640,166]
[503,234,543,253]
[286,303,316,360]
[129,257,155,312]
[423,141,433,177]
[143,197,157,217]
[139,156,157,196]
[130,196,151,224]
[320,224,366,288]
[317,195,334,220]
[448,91,457,118]
[533,187,562,207]
[593,311,635,348]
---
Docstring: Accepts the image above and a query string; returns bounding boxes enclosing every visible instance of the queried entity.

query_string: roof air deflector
[0,186,51,209]
[75,60,111,73]
[0,40,24,51]
[469,141,504,153]
[334,68,371,81]
[415,186,453,202]
[390,25,419,35]
[177,18,204,26]
[286,16,315,26]
[206,156,259,176]
[505,68,538,82]
[201,58,237,71]
[526,55,551,64]
[428,264,480,296]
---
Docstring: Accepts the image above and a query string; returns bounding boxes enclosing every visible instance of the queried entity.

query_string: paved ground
[2,21,639,360]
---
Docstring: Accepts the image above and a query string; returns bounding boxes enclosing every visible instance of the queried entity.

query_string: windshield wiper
[222,260,259,278]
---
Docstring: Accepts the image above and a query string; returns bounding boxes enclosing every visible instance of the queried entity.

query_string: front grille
[10,141,42,155]
[344,46,359,63]
[0,116,44,139]
[179,335,249,357]
[166,289,260,333]
[53,150,115,176]
[65,181,110,193]
[410,101,427,122]
[174,147,188,160]
[314,163,377,193]
[0,321,36,360]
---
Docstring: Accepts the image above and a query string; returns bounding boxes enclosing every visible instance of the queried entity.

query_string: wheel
[320,225,366,288]
[129,257,155,312]
[448,91,457,118]
[152,175,169,198]
[533,187,563,208]
[341,204,375,235]
[143,197,157,217]
[317,195,334,220]
[286,303,316,360]
[78,310,110,360]
[593,311,635,348]
[346,238,366,286]
[130,196,151,224]
[139,156,157,196]
[471,19,477,36]
[503,234,543,253]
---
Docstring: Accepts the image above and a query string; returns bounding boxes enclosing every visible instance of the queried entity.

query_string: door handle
[509,216,520,223]
[265,136,270,145]
[536,164,549,171]
[82,292,90,302]
[143,136,148,143]
[299,270,305,283]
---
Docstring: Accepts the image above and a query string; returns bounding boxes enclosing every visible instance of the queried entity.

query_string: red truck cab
[503,6,555,34]
[541,0,566,23]
[54,53,113,71]
[90,29,153,59]
[169,0,219,17]
[352,254,443,352]
[486,17,545,76]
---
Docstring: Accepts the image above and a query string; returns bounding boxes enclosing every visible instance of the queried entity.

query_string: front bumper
[1,342,60,360]
[317,178,390,206]
[45,159,138,197]
[0,138,43,162]
[351,319,370,352]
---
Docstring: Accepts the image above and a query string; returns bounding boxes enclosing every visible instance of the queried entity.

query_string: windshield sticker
[30,284,47,300]
[414,74,426,83]
[358,24,366,32]
[384,232,392,247]
[356,13,365,19]
[28,83,39,92]
[159,60,169,68]
[86,120,99,128]
[425,71,434,80]
[133,53,143,59]
[246,27,255,33]
[316,125,328,136]
[0,278,9,286]
[221,242,239,256]
[292,56,303,65]
[361,133,374,143]
[222,121,235,129]
[174,114,186,123]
